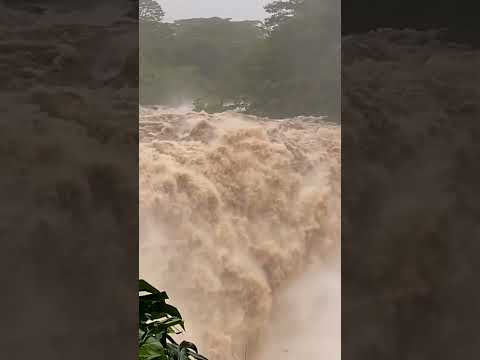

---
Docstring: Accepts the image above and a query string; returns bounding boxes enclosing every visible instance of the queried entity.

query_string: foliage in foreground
[139,280,208,360]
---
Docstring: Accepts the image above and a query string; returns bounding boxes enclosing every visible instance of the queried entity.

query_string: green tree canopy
[140,0,165,23]
[139,0,340,120]
[239,0,340,118]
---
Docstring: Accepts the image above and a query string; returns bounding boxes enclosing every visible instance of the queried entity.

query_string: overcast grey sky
[158,0,270,21]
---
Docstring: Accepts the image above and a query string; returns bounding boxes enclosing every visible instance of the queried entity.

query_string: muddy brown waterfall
[139,107,340,360]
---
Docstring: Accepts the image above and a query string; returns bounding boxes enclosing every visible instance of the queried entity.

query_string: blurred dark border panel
[342,0,480,358]
[0,1,138,359]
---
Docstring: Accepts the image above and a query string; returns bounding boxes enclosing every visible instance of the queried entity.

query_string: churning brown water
[139,107,340,360]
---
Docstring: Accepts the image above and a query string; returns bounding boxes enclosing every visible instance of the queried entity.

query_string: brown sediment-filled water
[139,108,340,360]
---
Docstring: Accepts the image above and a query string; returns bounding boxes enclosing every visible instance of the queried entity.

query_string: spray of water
[139,108,340,360]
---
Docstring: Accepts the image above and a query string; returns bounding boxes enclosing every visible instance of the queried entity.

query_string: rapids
[139,108,340,360]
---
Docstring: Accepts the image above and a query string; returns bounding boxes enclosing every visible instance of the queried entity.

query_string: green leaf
[179,341,198,354]
[139,280,168,297]
[138,280,208,359]
[139,338,166,360]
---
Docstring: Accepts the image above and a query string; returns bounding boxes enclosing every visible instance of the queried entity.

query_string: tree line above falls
[140,0,340,119]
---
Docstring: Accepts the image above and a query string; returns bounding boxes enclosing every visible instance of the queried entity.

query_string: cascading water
[139,107,340,360]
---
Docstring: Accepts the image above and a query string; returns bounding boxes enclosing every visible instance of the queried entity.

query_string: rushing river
[139,108,340,360]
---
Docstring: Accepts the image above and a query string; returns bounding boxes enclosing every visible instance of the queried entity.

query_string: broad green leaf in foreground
[138,279,208,360]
